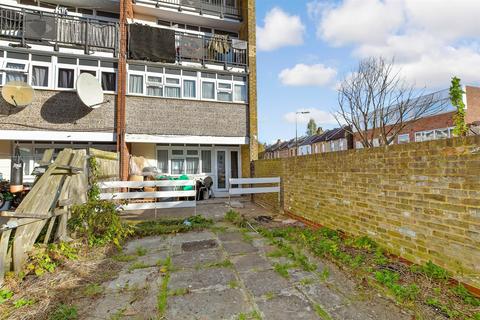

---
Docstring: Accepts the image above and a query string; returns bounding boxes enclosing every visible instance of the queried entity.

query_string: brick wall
[0,90,116,132]
[125,96,248,137]
[254,136,480,288]
[466,86,480,125]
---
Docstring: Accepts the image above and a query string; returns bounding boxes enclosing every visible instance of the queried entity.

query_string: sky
[255,0,480,144]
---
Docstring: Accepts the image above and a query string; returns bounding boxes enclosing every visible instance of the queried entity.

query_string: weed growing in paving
[273,263,291,278]
[319,268,330,282]
[313,304,333,320]
[236,310,262,320]
[82,283,104,297]
[157,256,172,317]
[299,278,315,286]
[168,288,189,296]
[134,215,213,236]
[200,259,234,269]
[135,246,147,256]
[264,292,276,300]
[128,262,150,272]
[112,253,137,262]
[229,280,239,289]
[49,304,78,320]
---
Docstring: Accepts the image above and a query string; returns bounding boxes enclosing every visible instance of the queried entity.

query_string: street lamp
[296,111,310,156]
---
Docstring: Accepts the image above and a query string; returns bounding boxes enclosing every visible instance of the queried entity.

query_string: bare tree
[335,57,448,147]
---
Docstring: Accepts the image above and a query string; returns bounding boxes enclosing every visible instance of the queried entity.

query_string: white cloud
[312,0,405,46]
[308,0,480,89]
[283,108,337,125]
[279,64,337,87]
[257,7,306,51]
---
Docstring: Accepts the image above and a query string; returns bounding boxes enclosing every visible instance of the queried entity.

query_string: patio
[77,202,412,320]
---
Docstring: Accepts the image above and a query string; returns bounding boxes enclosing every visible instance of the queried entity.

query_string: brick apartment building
[354,86,480,148]
[0,0,257,195]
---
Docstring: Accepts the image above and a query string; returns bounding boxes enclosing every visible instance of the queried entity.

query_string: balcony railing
[176,32,247,67]
[0,5,119,55]
[142,0,241,19]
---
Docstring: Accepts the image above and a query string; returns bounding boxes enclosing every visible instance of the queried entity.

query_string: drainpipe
[116,0,129,180]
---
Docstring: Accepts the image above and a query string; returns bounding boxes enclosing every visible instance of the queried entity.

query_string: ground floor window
[415,127,454,142]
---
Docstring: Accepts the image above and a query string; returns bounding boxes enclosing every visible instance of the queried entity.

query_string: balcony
[138,0,241,20]
[0,4,119,55]
[176,32,247,67]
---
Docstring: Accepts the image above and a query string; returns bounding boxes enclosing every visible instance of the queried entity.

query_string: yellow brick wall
[254,136,480,288]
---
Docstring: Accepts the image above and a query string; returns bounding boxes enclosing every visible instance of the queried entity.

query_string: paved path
[80,224,413,320]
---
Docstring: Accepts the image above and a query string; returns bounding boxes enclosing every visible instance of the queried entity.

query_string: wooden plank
[0,227,12,286]
[43,216,56,244]
[55,212,68,241]
[120,201,196,211]
[229,177,280,184]
[229,187,280,195]
[12,219,47,272]
[89,148,118,160]
[99,180,196,189]
[99,190,196,200]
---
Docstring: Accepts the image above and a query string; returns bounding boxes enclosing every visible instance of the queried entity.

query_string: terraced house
[0,0,257,194]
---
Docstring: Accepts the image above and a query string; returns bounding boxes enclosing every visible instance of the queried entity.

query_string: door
[216,150,226,190]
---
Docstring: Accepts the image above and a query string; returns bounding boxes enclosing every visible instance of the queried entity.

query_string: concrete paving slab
[105,267,158,292]
[166,288,251,320]
[170,231,217,245]
[137,250,169,267]
[231,253,272,272]
[242,269,291,296]
[81,293,132,319]
[123,236,169,255]
[169,267,237,291]
[171,249,225,269]
[256,293,318,320]
[222,241,258,256]
[217,231,245,242]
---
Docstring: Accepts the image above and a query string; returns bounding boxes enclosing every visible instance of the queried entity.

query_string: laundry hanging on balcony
[128,24,176,63]
[208,34,231,55]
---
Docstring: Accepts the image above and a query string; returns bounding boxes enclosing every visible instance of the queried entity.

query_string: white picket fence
[228,177,281,195]
[98,180,196,211]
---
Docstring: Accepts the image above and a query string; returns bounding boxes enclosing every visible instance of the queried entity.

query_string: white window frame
[182,75,198,99]
[55,60,78,90]
[201,80,216,100]
[127,71,145,96]
[2,59,29,84]
[30,62,52,89]
[217,81,233,102]
[100,68,117,93]
[164,75,181,99]
[146,71,164,97]
[233,83,247,102]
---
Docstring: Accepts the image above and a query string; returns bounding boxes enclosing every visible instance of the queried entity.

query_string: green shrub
[69,200,133,247]
[0,289,13,304]
[420,261,450,281]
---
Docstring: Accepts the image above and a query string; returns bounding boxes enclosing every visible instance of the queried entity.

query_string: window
[146,76,162,97]
[186,157,199,174]
[415,128,453,142]
[234,84,246,102]
[58,68,74,88]
[101,72,116,91]
[398,134,410,144]
[171,159,184,175]
[172,149,184,156]
[201,150,211,173]
[435,128,449,139]
[217,82,232,101]
[183,79,196,98]
[129,74,143,94]
[80,70,96,76]
[165,77,180,98]
[202,81,215,99]
[5,62,28,83]
[32,66,49,87]
[157,150,168,174]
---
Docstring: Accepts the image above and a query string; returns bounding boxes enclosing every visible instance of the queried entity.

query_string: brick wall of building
[466,86,480,125]
[0,90,116,133]
[125,96,248,137]
[254,136,480,288]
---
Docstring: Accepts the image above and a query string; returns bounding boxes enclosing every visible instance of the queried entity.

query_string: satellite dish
[1,81,34,107]
[76,73,104,108]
